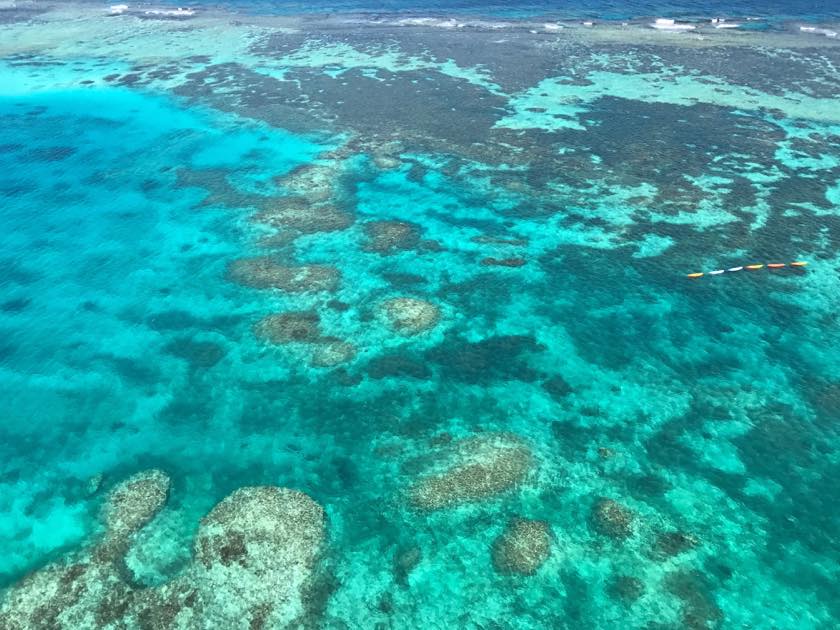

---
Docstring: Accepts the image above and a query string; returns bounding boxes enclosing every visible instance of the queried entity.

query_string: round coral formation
[277,163,341,202]
[408,433,532,510]
[193,486,325,628]
[590,498,635,540]
[227,257,340,293]
[492,518,552,575]
[380,297,441,336]
[102,469,171,543]
[254,197,352,234]
[0,479,326,630]
[362,220,421,254]
[253,311,322,344]
[309,340,357,367]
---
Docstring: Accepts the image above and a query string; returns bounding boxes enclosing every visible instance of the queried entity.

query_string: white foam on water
[144,7,196,18]
[651,18,696,31]
[799,25,839,38]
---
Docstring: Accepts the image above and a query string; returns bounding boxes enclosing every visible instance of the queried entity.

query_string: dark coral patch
[652,531,700,559]
[227,257,340,293]
[362,220,422,254]
[607,575,645,604]
[254,197,352,234]
[665,570,724,630]
[542,375,573,400]
[367,354,431,380]
[254,311,321,344]
[164,338,226,368]
[425,334,543,384]
[480,257,526,267]
[590,498,635,541]
[470,235,528,246]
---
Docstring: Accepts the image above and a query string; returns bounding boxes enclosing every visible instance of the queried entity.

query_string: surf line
[686,261,807,278]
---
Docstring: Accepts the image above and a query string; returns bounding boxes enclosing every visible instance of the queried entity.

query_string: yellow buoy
[687,272,704,278]
[746,264,764,270]
[791,261,808,267]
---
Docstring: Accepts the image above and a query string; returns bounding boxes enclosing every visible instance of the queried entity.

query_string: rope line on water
[686,261,807,278]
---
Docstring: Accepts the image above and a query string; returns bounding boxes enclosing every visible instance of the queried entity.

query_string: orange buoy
[687,272,704,278]
[746,264,764,270]
[791,261,808,267]
[767,263,785,269]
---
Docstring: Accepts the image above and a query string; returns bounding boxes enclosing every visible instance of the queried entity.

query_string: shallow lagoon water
[1,2,839,628]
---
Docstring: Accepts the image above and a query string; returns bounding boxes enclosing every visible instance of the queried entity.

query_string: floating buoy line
[687,261,807,278]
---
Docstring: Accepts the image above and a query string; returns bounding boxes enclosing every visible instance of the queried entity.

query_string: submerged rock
[408,433,532,510]
[590,498,635,541]
[227,257,340,293]
[379,297,441,335]
[193,486,325,628]
[492,518,552,575]
[254,311,322,344]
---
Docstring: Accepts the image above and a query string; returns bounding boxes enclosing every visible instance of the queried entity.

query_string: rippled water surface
[1,1,839,628]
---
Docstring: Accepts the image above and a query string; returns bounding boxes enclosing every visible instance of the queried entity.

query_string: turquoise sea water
[1,1,839,628]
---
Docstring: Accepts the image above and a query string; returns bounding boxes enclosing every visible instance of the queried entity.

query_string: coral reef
[408,433,533,510]
[542,375,573,400]
[0,470,171,629]
[367,354,431,380]
[0,475,326,630]
[362,220,422,254]
[277,163,341,203]
[310,340,357,367]
[255,197,353,234]
[164,337,226,368]
[379,297,441,336]
[491,518,552,575]
[192,486,325,628]
[393,546,422,587]
[101,469,171,549]
[652,531,700,559]
[590,499,635,541]
[479,257,526,267]
[227,257,340,293]
[608,575,645,604]
[426,334,543,384]
[254,311,322,344]
[665,571,723,630]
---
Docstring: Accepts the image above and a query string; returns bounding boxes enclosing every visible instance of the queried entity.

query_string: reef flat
[1,2,839,627]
